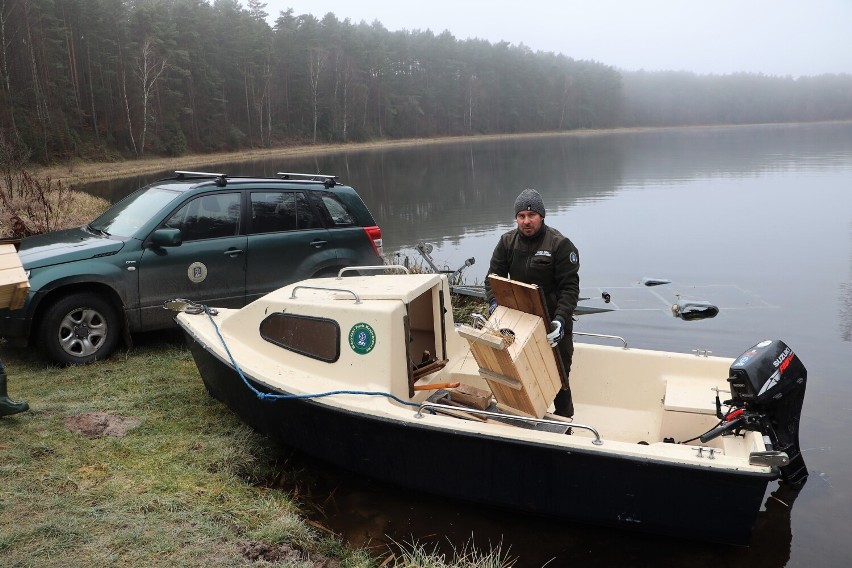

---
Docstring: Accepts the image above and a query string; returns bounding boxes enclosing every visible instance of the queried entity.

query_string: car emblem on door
[187,262,208,283]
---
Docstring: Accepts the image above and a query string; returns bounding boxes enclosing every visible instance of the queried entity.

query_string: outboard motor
[700,340,808,488]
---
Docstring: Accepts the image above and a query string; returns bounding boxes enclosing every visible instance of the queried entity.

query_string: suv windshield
[89,186,182,238]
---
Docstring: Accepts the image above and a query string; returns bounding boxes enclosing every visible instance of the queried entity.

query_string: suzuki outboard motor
[700,340,808,487]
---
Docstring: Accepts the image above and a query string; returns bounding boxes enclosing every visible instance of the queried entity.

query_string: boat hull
[184,333,774,545]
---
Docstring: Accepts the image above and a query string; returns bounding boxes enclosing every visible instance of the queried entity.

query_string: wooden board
[488,274,543,315]
[0,244,28,310]
[487,274,569,389]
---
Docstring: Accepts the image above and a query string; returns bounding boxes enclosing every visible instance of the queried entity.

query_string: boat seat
[663,375,726,415]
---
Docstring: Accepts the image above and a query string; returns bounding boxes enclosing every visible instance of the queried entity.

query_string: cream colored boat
[171,269,807,544]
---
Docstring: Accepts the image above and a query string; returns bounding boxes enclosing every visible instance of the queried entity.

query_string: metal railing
[336,265,409,278]
[289,286,361,303]
[415,401,603,445]
[573,331,628,349]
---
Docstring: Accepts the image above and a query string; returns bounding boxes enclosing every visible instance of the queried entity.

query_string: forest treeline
[2,0,851,164]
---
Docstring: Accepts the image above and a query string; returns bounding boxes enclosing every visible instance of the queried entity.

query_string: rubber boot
[0,370,29,417]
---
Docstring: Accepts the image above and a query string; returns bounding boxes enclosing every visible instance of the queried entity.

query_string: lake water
[85,122,852,566]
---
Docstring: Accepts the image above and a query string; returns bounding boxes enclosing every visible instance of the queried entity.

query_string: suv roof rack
[276,172,339,188]
[175,170,228,187]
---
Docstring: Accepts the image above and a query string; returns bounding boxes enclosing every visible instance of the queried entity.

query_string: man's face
[516,210,543,237]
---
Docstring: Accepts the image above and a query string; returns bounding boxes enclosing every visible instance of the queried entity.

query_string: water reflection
[81,123,852,258]
[276,448,804,568]
[841,222,852,342]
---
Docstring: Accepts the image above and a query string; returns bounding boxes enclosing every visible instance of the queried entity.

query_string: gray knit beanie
[514,188,545,217]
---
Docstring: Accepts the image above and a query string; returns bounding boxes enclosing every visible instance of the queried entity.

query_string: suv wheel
[38,292,121,365]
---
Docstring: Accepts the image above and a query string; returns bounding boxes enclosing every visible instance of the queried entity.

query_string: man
[486,188,580,417]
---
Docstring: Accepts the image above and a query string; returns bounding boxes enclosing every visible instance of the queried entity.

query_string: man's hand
[546,319,564,347]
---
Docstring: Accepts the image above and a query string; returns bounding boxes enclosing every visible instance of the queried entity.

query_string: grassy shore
[0,336,375,567]
[0,322,493,567]
[0,338,506,568]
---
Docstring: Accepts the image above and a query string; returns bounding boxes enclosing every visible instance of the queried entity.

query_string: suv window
[250,191,321,234]
[90,186,180,238]
[322,195,356,225]
[164,193,241,241]
[308,191,358,227]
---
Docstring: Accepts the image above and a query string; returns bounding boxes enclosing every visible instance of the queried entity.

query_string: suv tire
[38,292,121,365]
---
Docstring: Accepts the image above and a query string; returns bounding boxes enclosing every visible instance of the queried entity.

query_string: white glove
[546,319,564,347]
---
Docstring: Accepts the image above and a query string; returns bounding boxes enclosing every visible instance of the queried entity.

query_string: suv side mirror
[149,228,182,248]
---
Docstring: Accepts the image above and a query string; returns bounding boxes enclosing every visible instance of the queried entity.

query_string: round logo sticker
[349,322,376,355]
[187,262,208,283]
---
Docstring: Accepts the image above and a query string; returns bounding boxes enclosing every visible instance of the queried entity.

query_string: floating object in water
[672,299,720,320]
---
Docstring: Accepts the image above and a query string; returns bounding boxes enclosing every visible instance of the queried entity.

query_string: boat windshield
[89,186,181,238]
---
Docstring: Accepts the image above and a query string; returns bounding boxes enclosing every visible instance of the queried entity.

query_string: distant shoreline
[32,122,850,188]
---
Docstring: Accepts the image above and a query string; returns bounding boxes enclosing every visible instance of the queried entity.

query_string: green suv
[0,171,383,365]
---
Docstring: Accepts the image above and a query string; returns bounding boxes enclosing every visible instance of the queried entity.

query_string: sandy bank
[32,129,659,187]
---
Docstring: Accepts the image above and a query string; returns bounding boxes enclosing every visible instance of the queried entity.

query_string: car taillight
[364,226,383,257]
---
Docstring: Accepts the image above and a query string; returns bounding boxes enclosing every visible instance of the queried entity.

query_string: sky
[257,0,852,77]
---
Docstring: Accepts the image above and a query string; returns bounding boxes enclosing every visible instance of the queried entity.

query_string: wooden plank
[0,246,23,266]
[526,321,563,394]
[411,359,449,381]
[0,244,28,310]
[495,402,535,418]
[511,325,550,416]
[488,275,546,317]
[431,405,488,422]
[478,368,523,390]
[456,325,506,349]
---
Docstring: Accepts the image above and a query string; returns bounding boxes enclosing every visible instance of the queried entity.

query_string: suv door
[137,192,247,329]
[245,190,335,303]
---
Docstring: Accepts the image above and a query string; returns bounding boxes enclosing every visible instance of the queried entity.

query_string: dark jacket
[486,223,580,324]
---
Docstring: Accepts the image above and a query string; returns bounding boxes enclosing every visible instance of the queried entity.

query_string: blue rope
[202,306,420,408]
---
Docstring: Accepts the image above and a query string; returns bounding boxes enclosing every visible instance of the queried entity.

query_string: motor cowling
[727,340,808,487]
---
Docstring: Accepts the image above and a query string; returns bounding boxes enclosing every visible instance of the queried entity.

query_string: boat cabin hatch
[404,280,449,395]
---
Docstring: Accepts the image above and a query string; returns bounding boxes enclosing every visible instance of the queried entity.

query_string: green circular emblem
[349,323,376,355]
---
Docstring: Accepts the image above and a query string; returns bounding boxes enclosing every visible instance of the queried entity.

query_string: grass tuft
[389,536,517,568]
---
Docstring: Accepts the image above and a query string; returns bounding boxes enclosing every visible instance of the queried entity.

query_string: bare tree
[0,0,19,141]
[308,48,328,143]
[341,56,355,142]
[135,38,167,157]
[120,54,137,157]
[22,1,50,158]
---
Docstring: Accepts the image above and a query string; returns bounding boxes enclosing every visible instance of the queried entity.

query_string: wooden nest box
[0,243,29,310]
[456,276,565,418]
